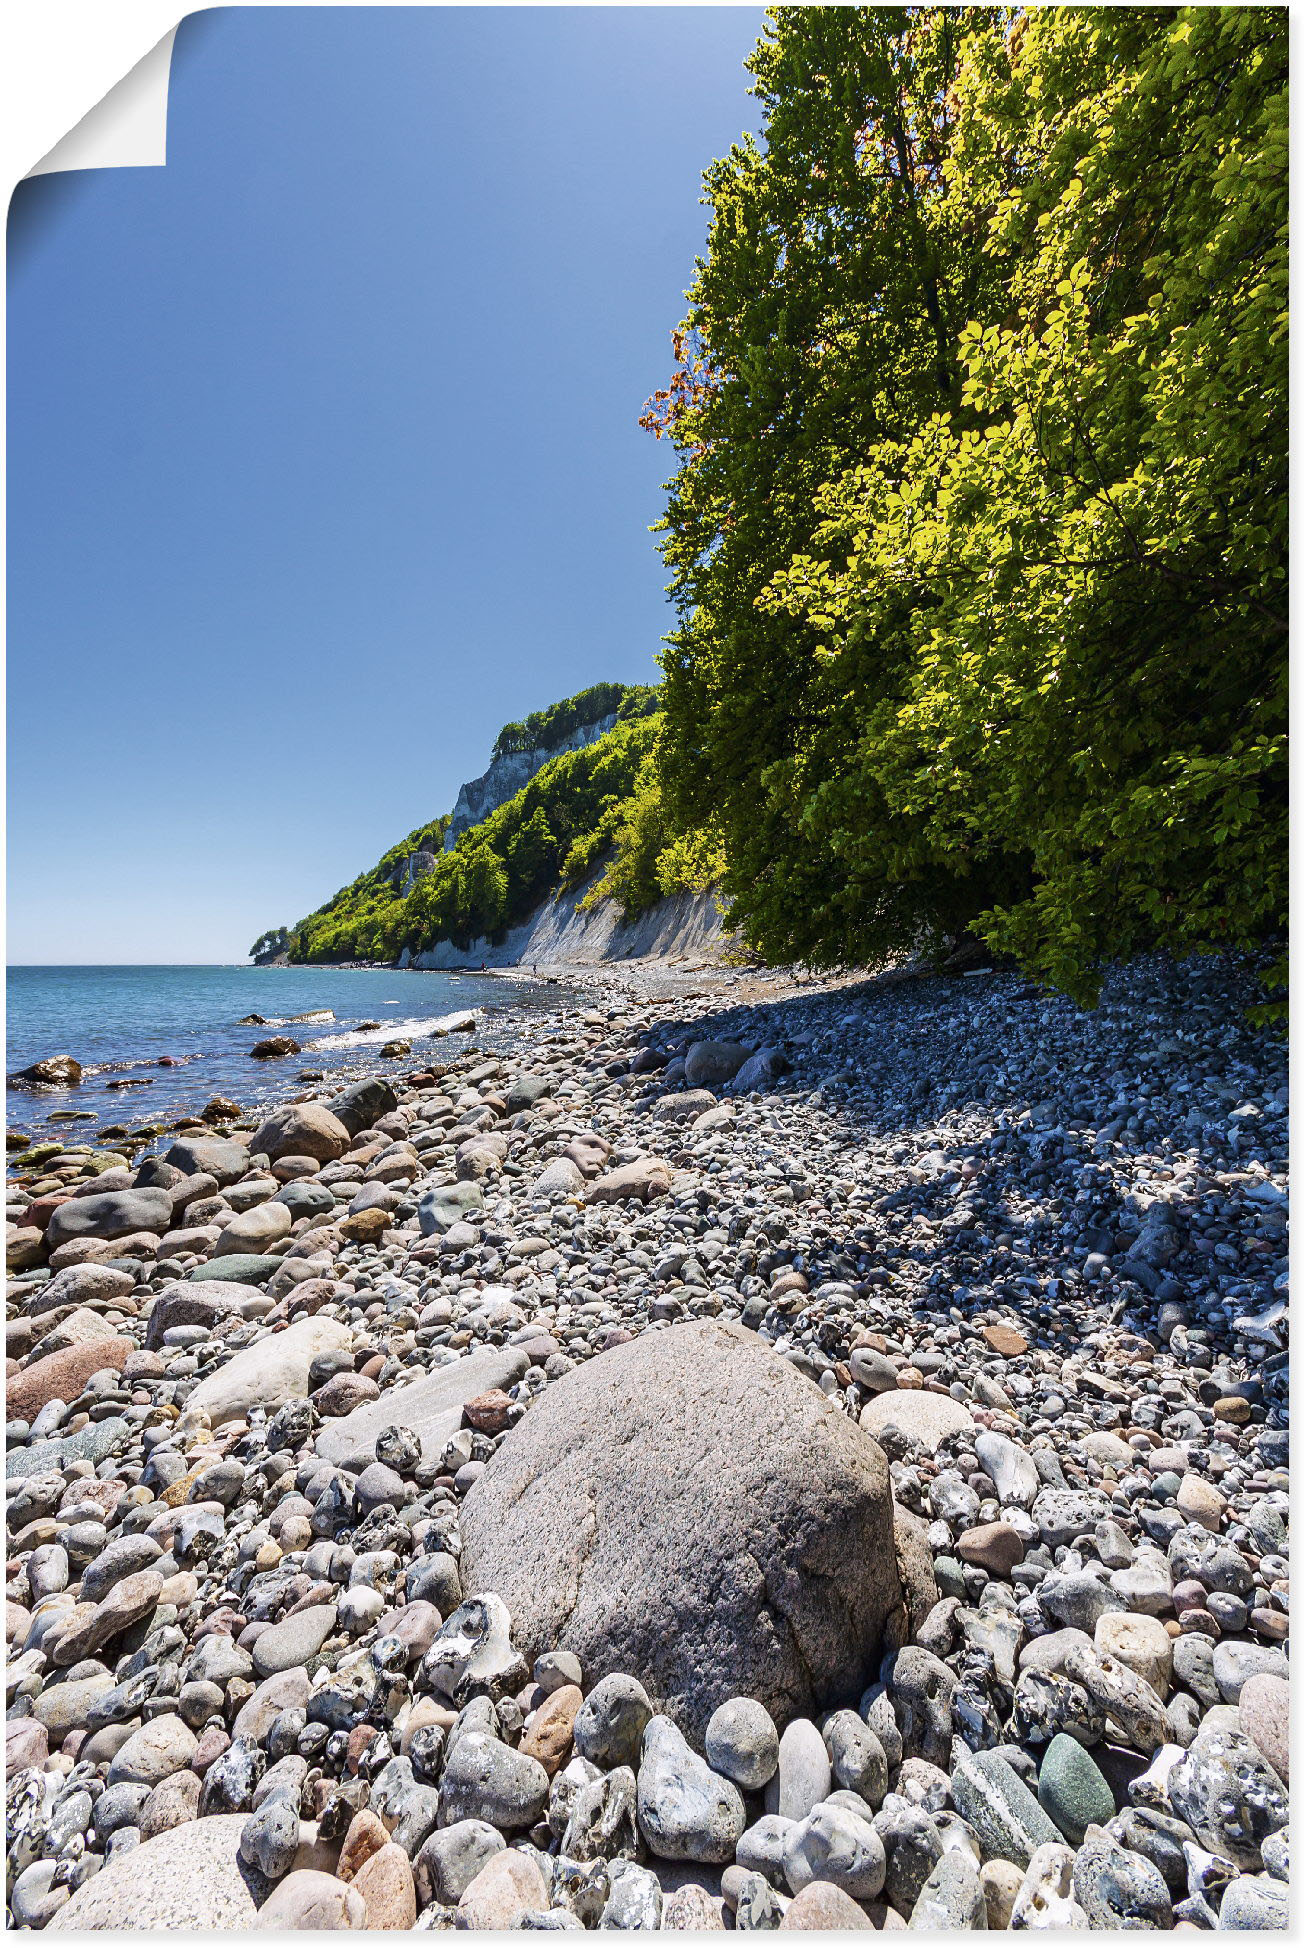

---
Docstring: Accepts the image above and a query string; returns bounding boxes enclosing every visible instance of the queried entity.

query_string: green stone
[1038,1732,1115,1846]
[188,1254,282,1286]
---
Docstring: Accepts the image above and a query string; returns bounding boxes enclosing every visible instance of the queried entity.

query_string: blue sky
[8,5,765,963]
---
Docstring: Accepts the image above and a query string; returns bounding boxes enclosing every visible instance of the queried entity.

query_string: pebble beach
[4,948,1289,1931]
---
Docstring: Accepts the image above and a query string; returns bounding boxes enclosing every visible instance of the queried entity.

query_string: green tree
[647,4,1286,995]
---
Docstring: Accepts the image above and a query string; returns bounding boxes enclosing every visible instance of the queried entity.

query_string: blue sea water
[6,964,526,1141]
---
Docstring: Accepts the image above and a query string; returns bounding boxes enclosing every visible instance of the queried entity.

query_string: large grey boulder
[48,1813,271,1929]
[250,1102,350,1164]
[459,1321,907,1740]
[315,1344,530,1466]
[46,1188,173,1250]
[329,1076,399,1136]
[165,1136,250,1186]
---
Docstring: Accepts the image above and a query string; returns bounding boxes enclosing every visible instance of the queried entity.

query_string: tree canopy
[639,4,1286,1001]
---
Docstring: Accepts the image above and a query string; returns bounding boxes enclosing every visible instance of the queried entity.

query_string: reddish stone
[462,1389,514,1435]
[6,1336,132,1421]
[982,1324,1028,1357]
[191,1725,230,1774]
[25,1194,73,1231]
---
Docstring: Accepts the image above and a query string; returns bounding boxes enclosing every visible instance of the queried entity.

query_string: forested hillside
[625,5,1286,1003]
[263,684,682,964]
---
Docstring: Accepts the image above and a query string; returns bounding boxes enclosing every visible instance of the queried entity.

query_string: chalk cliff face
[443,714,619,850]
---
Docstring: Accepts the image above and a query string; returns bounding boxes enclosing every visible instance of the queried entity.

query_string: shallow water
[5,963,523,1140]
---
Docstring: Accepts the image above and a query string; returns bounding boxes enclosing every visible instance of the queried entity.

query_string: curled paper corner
[27,25,179,178]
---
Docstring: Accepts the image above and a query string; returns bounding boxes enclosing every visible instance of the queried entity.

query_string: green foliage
[646,5,1286,997]
[490,681,660,760]
[285,708,686,964]
[290,814,450,964]
[249,926,290,961]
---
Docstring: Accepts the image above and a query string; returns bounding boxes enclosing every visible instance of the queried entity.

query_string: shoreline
[5,947,1290,1929]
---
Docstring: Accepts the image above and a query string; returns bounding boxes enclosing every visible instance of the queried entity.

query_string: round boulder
[459,1320,906,1740]
[251,1102,350,1164]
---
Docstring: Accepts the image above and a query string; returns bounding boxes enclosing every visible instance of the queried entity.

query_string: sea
[6,964,544,1150]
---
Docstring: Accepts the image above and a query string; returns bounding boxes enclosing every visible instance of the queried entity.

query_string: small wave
[305,1009,478,1051]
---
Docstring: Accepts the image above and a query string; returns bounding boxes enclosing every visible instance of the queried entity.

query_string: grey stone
[1168,1729,1289,1868]
[1037,1734,1115,1846]
[1216,1872,1290,1929]
[252,1604,336,1678]
[781,1803,886,1901]
[1071,1825,1173,1930]
[765,1718,832,1821]
[951,1749,1061,1871]
[908,1847,987,1929]
[705,1697,780,1792]
[47,1812,271,1929]
[437,1730,550,1832]
[46,1187,173,1249]
[459,1321,905,1740]
[636,1715,747,1863]
[315,1344,528,1466]
[574,1674,654,1772]
[415,1820,505,1906]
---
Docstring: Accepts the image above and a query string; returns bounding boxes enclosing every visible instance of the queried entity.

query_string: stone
[326,1076,399,1135]
[144,1281,247,1348]
[1175,1474,1226,1533]
[951,1749,1061,1870]
[416,1180,485,1235]
[351,1841,417,1929]
[520,1683,582,1774]
[1095,1612,1174,1698]
[572,1673,654,1772]
[254,1869,368,1928]
[212,1200,293,1258]
[1216,1872,1290,1929]
[783,1803,886,1901]
[860,1391,975,1447]
[684,1041,751,1087]
[979,1860,1022,1931]
[1071,1826,1173,1930]
[164,1135,251,1183]
[48,1812,271,1930]
[6,1335,131,1420]
[766,1717,833,1821]
[437,1730,550,1831]
[587,1159,674,1205]
[240,1797,301,1879]
[252,1102,351,1163]
[1237,1672,1288,1781]
[778,1881,874,1929]
[315,1344,528,1466]
[908,1848,987,1929]
[140,1767,202,1839]
[458,1851,551,1928]
[459,1322,906,1740]
[1008,1843,1086,1930]
[1167,1729,1289,1867]
[189,1253,284,1286]
[636,1715,747,1863]
[253,1603,337,1677]
[602,1859,663,1929]
[823,1711,889,1809]
[415,1821,505,1906]
[185,1316,352,1426]
[1037,1734,1115,1846]
[956,1522,1025,1576]
[705,1696,780,1791]
[106,1712,198,1786]
[46,1186,172,1249]
[12,1054,83,1088]
[421,1594,527,1704]
[1212,1640,1288,1705]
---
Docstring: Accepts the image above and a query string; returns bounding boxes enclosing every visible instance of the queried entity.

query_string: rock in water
[458,1320,906,1738]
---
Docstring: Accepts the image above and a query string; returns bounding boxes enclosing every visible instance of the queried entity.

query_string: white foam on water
[306,1010,478,1051]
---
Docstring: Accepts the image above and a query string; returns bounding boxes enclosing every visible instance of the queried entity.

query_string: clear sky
[7,5,765,964]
